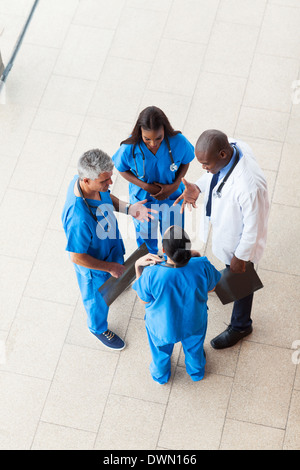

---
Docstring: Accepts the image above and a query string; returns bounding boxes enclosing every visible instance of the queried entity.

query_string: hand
[230,256,246,274]
[108,262,127,278]
[173,178,201,214]
[191,250,201,257]
[135,253,163,268]
[143,182,161,195]
[150,182,178,200]
[129,199,158,223]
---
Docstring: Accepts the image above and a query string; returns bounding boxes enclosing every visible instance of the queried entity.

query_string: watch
[125,203,131,215]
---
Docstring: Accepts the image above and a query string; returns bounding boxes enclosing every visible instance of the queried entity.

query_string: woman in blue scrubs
[62,149,155,350]
[112,106,195,254]
[132,225,221,384]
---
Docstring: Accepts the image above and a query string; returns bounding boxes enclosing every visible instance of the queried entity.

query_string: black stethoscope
[77,178,111,232]
[132,135,178,179]
[214,144,240,198]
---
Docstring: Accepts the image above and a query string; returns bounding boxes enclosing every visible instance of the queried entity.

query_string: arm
[134,253,163,304]
[152,163,190,200]
[119,170,161,196]
[173,177,201,213]
[110,194,158,223]
[70,252,126,278]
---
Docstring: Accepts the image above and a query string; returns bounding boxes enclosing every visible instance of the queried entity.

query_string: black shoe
[210,325,253,350]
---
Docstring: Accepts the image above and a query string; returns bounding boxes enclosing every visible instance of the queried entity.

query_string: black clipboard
[98,243,149,306]
[215,262,263,305]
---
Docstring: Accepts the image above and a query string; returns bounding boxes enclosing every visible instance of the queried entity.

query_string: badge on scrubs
[170,163,178,172]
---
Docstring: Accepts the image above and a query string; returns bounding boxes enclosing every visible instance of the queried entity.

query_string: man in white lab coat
[174,129,269,349]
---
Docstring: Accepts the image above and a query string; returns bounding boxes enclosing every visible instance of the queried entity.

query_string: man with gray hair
[62,149,155,350]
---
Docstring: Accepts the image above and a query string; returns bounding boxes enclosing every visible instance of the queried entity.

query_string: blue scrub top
[132,257,221,346]
[61,175,125,278]
[112,133,194,203]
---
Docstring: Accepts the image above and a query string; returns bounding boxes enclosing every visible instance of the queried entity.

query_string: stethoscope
[132,135,178,179]
[214,144,240,198]
[77,178,111,232]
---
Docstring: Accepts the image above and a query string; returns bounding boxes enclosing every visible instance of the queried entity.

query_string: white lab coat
[196,139,269,266]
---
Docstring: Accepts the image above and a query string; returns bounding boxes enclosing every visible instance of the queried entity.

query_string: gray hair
[77,149,114,180]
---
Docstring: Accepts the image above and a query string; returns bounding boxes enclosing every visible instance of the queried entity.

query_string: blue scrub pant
[146,327,207,384]
[133,199,184,254]
[75,268,110,335]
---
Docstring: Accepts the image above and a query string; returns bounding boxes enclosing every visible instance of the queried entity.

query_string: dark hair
[195,129,231,154]
[121,106,181,146]
[162,225,192,267]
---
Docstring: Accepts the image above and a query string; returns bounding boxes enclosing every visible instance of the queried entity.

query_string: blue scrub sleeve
[202,258,221,291]
[65,216,92,254]
[112,145,132,172]
[180,135,195,164]
[132,268,153,304]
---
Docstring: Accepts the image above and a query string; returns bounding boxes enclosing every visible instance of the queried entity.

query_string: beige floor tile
[24,0,80,49]
[109,7,167,62]
[227,342,296,428]
[0,189,56,261]
[0,371,49,450]
[260,204,300,276]
[216,0,267,26]
[1,297,73,380]
[243,54,298,113]
[32,422,96,450]
[273,143,300,206]
[235,137,282,172]
[294,356,300,389]
[203,21,259,78]
[24,229,80,305]
[32,109,85,137]
[236,107,290,142]
[9,129,76,195]
[72,0,126,30]
[95,394,165,450]
[4,45,59,107]
[127,0,172,11]
[54,25,114,80]
[220,419,284,450]
[0,256,32,331]
[71,116,131,163]
[0,104,37,157]
[87,57,152,123]
[285,117,300,145]
[0,154,17,201]
[40,75,96,115]
[184,73,247,142]
[140,91,192,131]
[164,0,219,44]
[251,269,300,349]
[257,4,300,59]
[147,39,206,97]
[41,343,119,432]
[111,318,179,404]
[159,368,233,449]
[283,390,300,449]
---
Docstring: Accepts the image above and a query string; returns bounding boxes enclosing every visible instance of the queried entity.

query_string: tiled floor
[0,0,299,450]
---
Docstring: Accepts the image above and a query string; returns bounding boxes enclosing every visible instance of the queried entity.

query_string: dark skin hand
[119,163,189,201]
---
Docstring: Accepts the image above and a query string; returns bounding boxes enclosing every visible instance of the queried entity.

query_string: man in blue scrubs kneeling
[62,149,155,350]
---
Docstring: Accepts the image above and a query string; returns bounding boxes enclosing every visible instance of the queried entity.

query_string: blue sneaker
[94,329,126,350]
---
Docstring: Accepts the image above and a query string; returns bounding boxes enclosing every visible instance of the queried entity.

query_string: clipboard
[98,243,149,306]
[215,262,263,305]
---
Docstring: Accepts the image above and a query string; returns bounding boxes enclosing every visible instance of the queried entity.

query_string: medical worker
[174,129,269,349]
[112,106,195,254]
[132,225,221,384]
[62,149,155,350]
